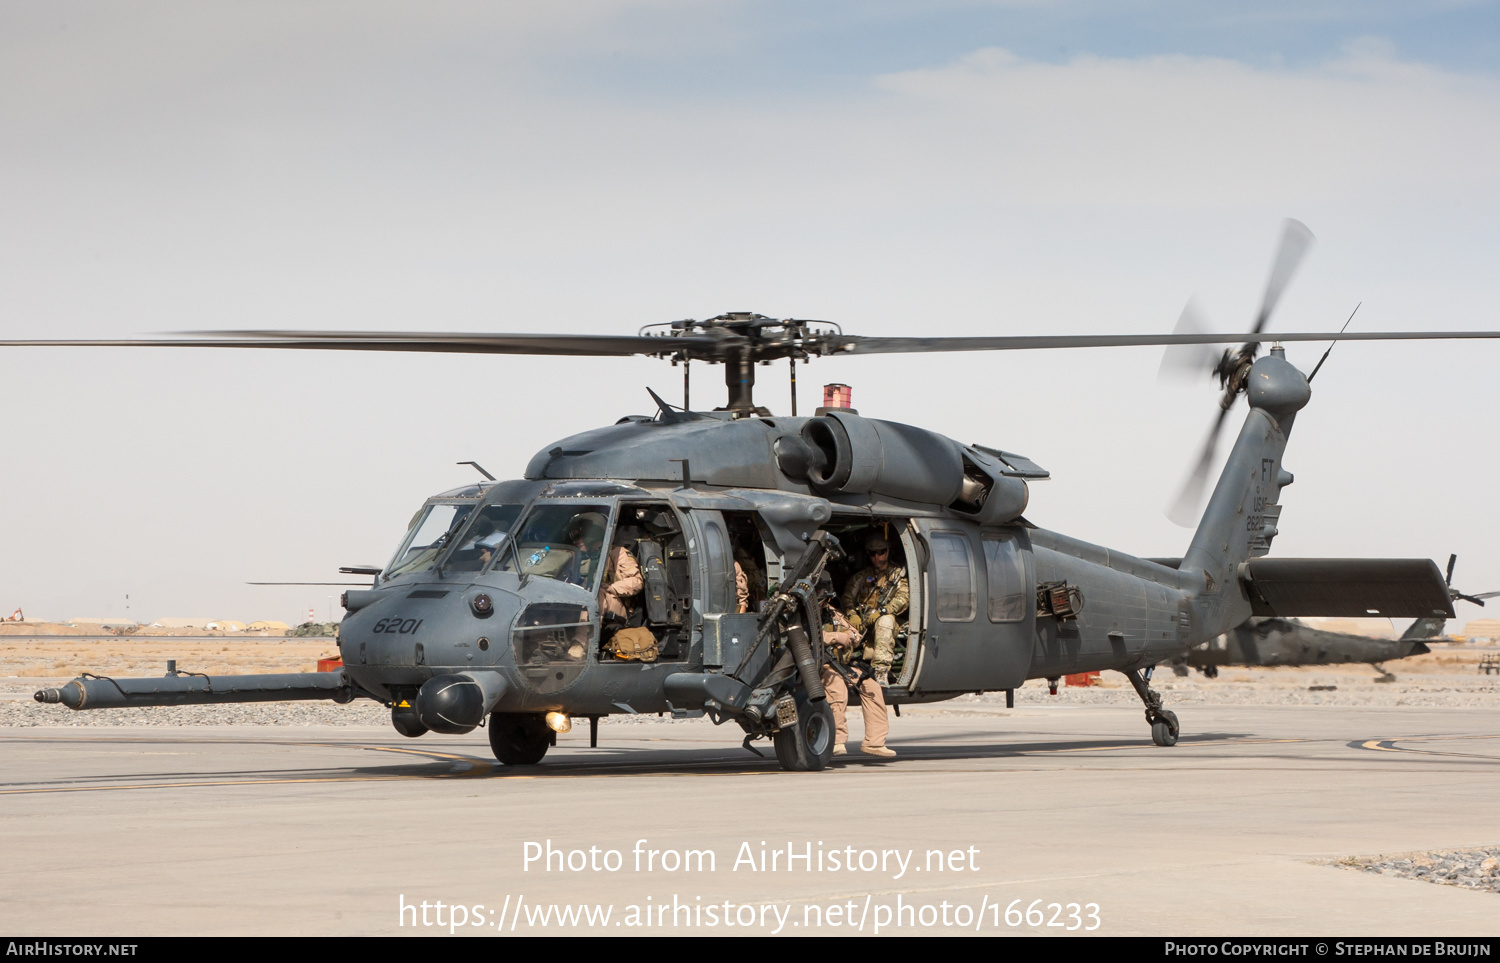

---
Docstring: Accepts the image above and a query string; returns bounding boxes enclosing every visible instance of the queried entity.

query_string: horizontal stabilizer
[1239,558,1454,618]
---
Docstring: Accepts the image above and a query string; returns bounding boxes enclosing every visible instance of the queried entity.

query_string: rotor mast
[726,349,756,412]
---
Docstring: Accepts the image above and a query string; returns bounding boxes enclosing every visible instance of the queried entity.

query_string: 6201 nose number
[372,618,424,635]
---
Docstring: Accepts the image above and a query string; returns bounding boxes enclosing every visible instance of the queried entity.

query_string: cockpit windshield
[496,503,613,588]
[384,501,476,579]
[442,503,526,575]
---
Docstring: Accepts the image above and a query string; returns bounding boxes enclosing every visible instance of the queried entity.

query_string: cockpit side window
[495,503,614,588]
[384,502,477,579]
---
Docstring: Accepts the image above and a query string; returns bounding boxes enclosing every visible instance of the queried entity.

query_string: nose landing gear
[489,711,552,765]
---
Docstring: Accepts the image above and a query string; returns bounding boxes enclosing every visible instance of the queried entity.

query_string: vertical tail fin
[1400,617,1447,641]
[1180,348,1310,630]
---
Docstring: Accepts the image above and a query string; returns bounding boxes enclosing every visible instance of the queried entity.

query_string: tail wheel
[1151,709,1180,747]
[488,712,551,765]
[773,688,835,772]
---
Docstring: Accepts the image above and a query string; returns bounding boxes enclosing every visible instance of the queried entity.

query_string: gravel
[1326,849,1500,895]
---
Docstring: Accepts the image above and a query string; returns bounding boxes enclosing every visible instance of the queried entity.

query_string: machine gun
[731,531,845,701]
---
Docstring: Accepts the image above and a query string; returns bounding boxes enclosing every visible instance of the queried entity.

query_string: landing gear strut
[1122,666,1179,747]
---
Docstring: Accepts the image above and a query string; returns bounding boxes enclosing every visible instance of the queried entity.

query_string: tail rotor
[1445,554,1499,608]
[1164,219,1315,526]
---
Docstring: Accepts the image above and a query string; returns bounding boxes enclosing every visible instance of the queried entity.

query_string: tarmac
[3,701,1498,937]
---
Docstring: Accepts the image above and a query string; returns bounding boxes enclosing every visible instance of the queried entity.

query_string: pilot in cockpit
[567,512,643,620]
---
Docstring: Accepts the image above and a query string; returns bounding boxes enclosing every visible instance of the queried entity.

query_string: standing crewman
[820,583,894,758]
[839,532,909,685]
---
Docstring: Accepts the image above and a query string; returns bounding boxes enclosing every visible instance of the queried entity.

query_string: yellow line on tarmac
[0,775,413,795]
[1044,737,1308,754]
[0,743,495,795]
[1356,738,1499,760]
[343,743,494,777]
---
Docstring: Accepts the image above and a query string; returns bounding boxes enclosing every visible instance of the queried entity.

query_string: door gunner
[839,533,909,686]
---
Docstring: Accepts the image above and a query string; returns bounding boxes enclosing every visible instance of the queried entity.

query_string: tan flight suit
[839,564,909,680]
[599,546,643,618]
[733,549,766,612]
[819,605,889,750]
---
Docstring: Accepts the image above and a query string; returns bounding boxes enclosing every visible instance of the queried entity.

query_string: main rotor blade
[1157,298,1222,381]
[5,328,1500,359]
[1166,404,1233,528]
[1252,218,1316,335]
[0,333,713,357]
[832,330,1500,355]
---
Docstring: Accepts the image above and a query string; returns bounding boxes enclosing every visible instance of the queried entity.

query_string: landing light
[545,712,572,733]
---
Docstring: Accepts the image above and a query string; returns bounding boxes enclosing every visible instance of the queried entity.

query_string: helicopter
[23,221,1500,772]
[1172,554,1498,679]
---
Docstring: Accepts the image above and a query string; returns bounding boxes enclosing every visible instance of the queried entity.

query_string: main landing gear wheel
[1151,709,1180,747]
[773,689,835,772]
[489,712,551,765]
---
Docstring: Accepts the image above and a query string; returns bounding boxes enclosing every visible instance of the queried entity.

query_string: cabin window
[982,533,1027,623]
[930,531,976,622]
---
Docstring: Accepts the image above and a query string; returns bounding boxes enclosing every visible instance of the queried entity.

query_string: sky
[1,1,1497,626]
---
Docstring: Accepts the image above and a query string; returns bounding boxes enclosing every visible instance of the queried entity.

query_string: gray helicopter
[1171,554,1497,679]
[23,221,1500,771]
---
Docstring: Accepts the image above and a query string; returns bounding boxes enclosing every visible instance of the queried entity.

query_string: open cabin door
[910,520,1035,693]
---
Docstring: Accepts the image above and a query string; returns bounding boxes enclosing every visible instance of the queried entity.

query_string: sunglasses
[869,548,889,557]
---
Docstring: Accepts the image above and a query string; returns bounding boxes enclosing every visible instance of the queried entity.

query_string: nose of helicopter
[339,583,527,674]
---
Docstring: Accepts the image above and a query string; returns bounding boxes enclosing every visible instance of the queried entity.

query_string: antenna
[457,461,495,481]
[1307,303,1361,384]
[645,387,692,423]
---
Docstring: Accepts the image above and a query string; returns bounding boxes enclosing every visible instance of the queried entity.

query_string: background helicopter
[1171,553,1498,679]
[21,223,1500,772]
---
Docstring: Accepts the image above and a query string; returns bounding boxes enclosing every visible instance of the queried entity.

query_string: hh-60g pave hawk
[25,221,1500,771]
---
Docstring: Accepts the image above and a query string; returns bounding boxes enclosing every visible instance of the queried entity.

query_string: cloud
[867,41,1500,208]
[2,10,1498,616]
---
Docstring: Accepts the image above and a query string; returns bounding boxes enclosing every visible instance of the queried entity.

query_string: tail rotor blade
[1446,553,1458,586]
[1252,218,1315,335]
[1167,405,1232,527]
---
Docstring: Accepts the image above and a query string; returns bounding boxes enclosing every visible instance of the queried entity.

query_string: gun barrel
[34,671,356,710]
